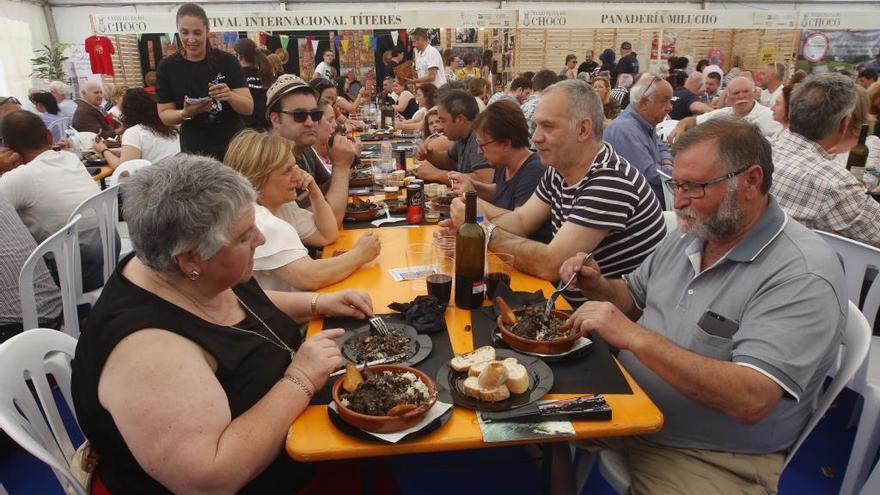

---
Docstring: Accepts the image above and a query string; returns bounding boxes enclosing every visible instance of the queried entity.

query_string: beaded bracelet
[310,293,321,316]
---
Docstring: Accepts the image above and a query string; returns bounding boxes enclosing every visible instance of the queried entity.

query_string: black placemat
[311,313,455,405]
[470,299,632,395]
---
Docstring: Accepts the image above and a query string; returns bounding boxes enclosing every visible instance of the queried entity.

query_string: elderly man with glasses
[604,74,674,202]
[266,74,356,224]
[560,116,846,494]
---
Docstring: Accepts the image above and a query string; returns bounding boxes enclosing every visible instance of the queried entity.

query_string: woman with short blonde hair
[224,130,380,292]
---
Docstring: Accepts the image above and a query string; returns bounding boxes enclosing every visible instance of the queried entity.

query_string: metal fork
[545,253,594,314]
[369,316,390,336]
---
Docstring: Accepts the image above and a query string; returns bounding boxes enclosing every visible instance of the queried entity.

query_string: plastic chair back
[19,215,82,337]
[657,169,674,211]
[814,231,880,330]
[0,328,86,495]
[47,117,72,143]
[68,185,120,288]
[784,302,871,468]
[107,159,151,188]
[661,211,678,234]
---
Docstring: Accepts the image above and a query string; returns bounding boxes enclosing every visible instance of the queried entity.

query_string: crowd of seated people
[2,3,879,492]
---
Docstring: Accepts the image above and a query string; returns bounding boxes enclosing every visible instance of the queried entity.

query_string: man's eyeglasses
[476,139,497,152]
[642,76,661,100]
[663,165,753,199]
[278,108,323,123]
[0,96,21,106]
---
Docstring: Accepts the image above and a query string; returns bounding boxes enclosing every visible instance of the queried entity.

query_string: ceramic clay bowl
[497,309,582,354]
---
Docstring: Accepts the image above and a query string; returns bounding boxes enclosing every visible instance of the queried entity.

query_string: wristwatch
[484,222,497,247]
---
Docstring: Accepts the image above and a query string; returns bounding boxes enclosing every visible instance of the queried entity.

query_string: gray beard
[676,182,745,241]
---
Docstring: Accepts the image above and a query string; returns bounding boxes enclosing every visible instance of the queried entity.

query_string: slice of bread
[463,376,511,402]
[467,360,492,377]
[502,358,529,394]
[477,362,509,389]
[450,346,496,372]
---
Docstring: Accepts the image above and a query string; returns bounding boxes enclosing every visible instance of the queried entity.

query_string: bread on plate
[450,346,495,372]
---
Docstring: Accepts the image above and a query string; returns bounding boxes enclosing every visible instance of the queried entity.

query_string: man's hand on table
[448,197,465,227]
[289,327,344,391]
[0,148,22,173]
[352,230,381,264]
[562,301,648,352]
[316,289,374,319]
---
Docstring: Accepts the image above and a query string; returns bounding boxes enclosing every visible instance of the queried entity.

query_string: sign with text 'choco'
[92,10,516,35]
[517,9,799,30]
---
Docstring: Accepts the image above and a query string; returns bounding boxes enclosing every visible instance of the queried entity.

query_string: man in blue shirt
[604,74,673,203]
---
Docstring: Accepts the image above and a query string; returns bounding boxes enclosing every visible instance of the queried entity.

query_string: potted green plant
[30,43,71,82]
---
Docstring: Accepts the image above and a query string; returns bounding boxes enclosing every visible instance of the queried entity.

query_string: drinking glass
[405,242,434,294]
[486,253,514,300]
[426,254,454,305]
[433,231,456,260]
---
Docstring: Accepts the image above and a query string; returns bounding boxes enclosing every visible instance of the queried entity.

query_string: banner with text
[92,10,515,35]
[517,9,799,30]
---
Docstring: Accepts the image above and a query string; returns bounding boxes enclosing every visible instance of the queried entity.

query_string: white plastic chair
[861,457,880,494]
[587,302,872,494]
[0,328,87,495]
[106,159,151,188]
[815,230,880,495]
[68,185,120,308]
[656,169,674,212]
[19,215,82,338]
[655,118,679,144]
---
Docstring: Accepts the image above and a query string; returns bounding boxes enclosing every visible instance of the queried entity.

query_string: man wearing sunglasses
[562,117,845,494]
[0,96,23,173]
[266,74,356,225]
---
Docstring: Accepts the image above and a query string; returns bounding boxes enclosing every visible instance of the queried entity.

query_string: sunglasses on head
[0,96,20,106]
[278,108,323,123]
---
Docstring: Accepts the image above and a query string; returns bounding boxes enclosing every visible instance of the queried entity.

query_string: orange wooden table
[286,226,663,462]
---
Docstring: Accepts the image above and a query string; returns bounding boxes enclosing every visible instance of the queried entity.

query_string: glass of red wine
[426,254,454,305]
[487,252,514,300]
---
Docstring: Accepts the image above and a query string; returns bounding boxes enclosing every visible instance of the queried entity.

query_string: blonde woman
[592,76,620,121]
[224,130,380,291]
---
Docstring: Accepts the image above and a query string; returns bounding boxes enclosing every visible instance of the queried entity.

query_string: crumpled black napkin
[387,295,448,334]
[481,280,547,320]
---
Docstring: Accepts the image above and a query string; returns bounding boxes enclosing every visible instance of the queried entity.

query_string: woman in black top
[156,3,253,160]
[391,79,419,119]
[70,155,374,494]
[234,38,275,131]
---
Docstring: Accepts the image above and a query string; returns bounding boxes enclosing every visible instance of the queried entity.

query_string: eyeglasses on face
[663,165,753,199]
[476,138,497,152]
[278,108,323,123]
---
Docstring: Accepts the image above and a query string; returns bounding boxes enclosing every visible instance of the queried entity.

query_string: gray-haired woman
[71,154,373,494]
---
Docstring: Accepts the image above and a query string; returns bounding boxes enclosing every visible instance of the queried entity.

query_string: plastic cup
[405,242,434,295]
[487,253,514,300]
[426,254,454,304]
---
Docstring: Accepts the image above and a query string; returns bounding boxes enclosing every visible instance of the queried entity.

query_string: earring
[189,269,200,281]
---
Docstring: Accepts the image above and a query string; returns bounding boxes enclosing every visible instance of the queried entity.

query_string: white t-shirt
[276,201,317,240]
[315,61,333,80]
[121,125,181,164]
[252,204,309,292]
[696,102,782,138]
[0,149,100,242]
[415,45,447,88]
[760,86,783,108]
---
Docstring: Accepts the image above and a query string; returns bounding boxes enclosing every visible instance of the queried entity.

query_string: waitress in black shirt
[156,3,253,160]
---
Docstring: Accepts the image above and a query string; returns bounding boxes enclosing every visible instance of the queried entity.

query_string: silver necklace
[166,279,295,361]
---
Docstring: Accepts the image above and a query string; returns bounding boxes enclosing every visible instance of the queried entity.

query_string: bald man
[668,76,782,142]
[72,81,115,138]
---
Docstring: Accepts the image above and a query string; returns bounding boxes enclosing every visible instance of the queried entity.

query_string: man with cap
[266,74,357,224]
[408,28,447,88]
[615,42,639,83]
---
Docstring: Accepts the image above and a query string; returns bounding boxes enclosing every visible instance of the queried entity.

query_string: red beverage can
[406,183,424,224]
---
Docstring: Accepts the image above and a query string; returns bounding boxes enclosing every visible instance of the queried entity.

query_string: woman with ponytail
[156,2,253,160]
[234,38,275,131]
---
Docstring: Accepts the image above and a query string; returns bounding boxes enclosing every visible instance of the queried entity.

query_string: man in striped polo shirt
[445,79,665,306]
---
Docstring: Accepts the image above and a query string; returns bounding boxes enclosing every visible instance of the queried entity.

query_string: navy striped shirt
[535,142,666,306]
